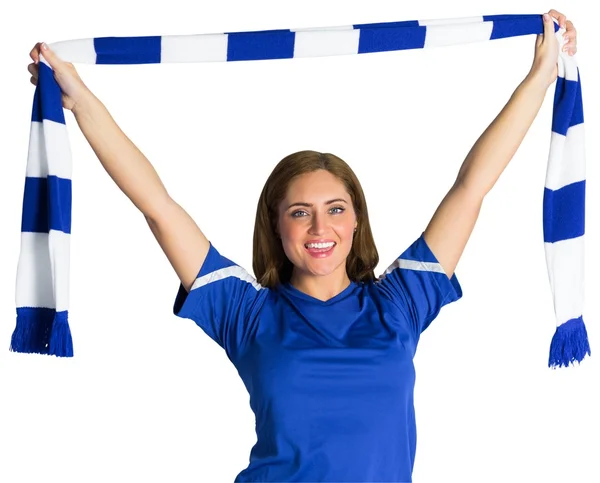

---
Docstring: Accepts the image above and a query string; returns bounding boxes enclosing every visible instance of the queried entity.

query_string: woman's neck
[289,270,352,302]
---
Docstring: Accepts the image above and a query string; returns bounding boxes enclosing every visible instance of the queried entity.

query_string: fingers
[563,20,577,54]
[549,12,577,56]
[30,41,61,69]
[29,42,43,64]
[27,61,38,86]
[27,41,60,84]
[28,42,46,85]
[548,9,567,28]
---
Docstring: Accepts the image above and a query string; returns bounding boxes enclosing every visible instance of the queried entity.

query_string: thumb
[40,42,62,71]
[542,13,556,39]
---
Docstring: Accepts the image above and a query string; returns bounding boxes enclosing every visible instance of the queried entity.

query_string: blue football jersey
[174,232,462,482]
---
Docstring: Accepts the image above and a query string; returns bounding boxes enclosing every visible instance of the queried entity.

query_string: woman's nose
[309,214,326,234]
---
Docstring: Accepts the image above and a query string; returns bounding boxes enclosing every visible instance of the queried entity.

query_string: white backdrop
[1,1,598,482]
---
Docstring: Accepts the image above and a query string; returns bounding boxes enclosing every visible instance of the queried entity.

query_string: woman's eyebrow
[286,198,348,210]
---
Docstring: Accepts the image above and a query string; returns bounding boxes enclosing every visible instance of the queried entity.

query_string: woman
[26,9,578,482]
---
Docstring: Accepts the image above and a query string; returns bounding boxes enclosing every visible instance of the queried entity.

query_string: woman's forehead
[285,170,348,198]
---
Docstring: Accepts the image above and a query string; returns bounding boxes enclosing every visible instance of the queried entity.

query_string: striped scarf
[11,14,589,368]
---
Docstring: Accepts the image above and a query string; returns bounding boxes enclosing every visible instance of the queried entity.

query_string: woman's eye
[291,207,344,217]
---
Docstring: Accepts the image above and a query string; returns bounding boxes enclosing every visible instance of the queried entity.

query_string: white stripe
[26,121,72,179]
[377,257,445,282]
[544,236,585,327]
[424,20,493,49]
[43,119,73,179]
[545,124,585,190]
[15,231,71,311]
[25,122,48,177]
[47,38,97,65]
[294,29,360,58]
[161,34,229,63]
[191,265,263,292]
[15,232,55,309]
[48,230,71,312]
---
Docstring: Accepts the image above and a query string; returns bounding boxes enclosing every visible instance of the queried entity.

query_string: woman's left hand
[529,9,578,88]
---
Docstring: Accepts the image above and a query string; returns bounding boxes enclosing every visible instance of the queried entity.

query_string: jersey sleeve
[375,232,463,341]
[173,242,265,360]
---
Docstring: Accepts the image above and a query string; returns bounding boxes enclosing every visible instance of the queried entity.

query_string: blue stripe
[21,176,72,234]
[31,62,66,124]
[552,73,584,135]
[95,36,162,64]
[21,177,48,232]
[227,30,295,61]
[574,71,585,125]
[543,181,585,243]
[485,14,558,40]
[358,23,425,54]
[48,175,72,233]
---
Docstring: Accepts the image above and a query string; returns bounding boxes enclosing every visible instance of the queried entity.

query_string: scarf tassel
[10,308,73,357]
[548,317,590,368]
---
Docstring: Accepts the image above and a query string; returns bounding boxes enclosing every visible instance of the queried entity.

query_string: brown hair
[252,150,379,288]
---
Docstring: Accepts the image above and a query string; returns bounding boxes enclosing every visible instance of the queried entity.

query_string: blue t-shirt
[173,232,462,482]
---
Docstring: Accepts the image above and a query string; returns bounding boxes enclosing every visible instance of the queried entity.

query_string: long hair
[252,150,379,288]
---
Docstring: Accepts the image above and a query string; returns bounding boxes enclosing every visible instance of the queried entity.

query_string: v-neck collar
[280,281,357,306]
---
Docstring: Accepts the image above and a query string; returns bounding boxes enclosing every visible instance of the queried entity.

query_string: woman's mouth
[304,241,336,258]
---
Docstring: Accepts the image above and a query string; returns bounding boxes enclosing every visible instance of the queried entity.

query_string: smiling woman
[170,147,463,482]
[11,6,590,483]
[254,150,373,300]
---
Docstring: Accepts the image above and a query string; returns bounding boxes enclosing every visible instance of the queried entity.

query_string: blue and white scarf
[12,14,589,368]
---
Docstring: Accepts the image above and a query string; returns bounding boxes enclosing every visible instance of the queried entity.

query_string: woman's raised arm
[29,43,210,292]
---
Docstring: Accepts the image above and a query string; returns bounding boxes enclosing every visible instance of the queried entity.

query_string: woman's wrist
[523,69,554,93]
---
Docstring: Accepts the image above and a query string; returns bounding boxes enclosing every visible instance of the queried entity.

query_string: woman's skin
[277,170,358,301]
[25,10,578,303]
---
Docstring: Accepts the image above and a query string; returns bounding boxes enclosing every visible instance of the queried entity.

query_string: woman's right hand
[28,42,90,112]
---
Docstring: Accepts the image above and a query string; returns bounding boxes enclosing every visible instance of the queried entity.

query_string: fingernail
[42,42,48,50]
[543,13,549,20]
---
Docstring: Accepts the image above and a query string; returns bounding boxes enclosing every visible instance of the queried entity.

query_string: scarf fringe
[48,311,74,357]
[548,317,590,368]
[10,308,73,357]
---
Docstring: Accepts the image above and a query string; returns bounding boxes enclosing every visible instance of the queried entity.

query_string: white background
[1,1,598,482]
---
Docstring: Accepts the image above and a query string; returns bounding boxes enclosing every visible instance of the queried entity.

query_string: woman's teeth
[305,242,335,249]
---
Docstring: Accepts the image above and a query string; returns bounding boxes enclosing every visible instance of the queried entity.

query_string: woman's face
[277,170,358,281]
